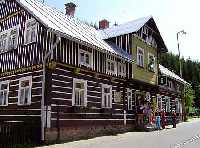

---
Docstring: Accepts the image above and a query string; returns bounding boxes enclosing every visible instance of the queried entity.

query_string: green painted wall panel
[131,36,158,85]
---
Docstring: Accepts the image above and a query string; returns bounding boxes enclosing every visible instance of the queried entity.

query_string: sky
[44,0,200,61]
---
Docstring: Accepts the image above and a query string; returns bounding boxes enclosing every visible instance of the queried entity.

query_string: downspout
[41,34,61,142]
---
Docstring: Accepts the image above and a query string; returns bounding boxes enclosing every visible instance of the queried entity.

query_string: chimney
[99,19,109,30]
[65,2,76,17]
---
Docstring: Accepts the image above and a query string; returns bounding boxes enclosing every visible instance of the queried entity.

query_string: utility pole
[176,30,186,78]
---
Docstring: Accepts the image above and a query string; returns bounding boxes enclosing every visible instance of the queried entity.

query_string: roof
[98,16,167,52]
[16,0,130,61]
[99,16,153,39]
[159,64,188,85]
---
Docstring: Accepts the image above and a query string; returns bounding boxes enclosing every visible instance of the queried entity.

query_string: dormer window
[0,32,8,53]
[107,59,116,74]
[79,49,92,68]
[8,27,18,50]
[0,26,18,53]
[118,63,126,77]
[25,19,37,44]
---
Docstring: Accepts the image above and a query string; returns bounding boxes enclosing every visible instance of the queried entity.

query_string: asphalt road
[38,119,200,148]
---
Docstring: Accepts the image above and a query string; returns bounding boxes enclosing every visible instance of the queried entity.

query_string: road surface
[38,119,200,148]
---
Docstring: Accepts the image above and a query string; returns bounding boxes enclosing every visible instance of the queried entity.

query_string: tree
[184,85,195,114]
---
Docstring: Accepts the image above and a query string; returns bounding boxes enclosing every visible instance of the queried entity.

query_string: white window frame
[175,98,180,113]
[0,30,9,53]
[24,18,38,44]
[7,26,19,50]
[18,76,32,106]
[148,53,156,72]
[0,80,9,106]
[156,94,162,111]
[106,59,116,75]
[127,88,133,110]
[118,63,126,77]
[78,49,93,68]
[165,96,170,112]
[72,78,87,107]
[101,84,112,108]
[0,26,19,53]
[0,0,5,4]
[137,47,144,67]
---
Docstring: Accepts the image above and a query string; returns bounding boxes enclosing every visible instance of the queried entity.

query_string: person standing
[172,110,177,128]
[155,111,161,130]
[161,110,166,129]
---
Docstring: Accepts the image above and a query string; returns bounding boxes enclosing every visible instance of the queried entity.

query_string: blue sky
[44,0,200,61]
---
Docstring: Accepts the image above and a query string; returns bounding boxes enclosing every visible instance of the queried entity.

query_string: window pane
[108,95,111,107]
[20,89,25,105]
[111,63,114,71]
[104,95,107,107]
[24,87,30,104]
[26,29,30,43]
[31,28,36,42]
[75,82,84,89]
[0,91,4,105]
[80,90,85,106]
[75,90,79,105]
[21,80,29,87]
[1,84,8,90]
[80,52,84,63]
[85,54,90,64]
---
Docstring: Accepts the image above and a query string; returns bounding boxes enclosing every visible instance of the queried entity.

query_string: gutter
[41,34,61,141]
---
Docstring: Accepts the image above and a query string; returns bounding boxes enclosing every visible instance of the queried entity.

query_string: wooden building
[0,0,172,143]
[158,64,188,122]
[0,0,136,142]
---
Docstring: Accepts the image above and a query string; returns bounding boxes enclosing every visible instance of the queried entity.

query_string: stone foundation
[45,124,135,142]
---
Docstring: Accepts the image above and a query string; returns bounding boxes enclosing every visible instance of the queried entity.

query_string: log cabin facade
[0,0,186,143]
[0,0,136,142]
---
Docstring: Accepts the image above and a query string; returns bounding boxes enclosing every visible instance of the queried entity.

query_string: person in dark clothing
[161,110,166,129]
[172,110,176,128]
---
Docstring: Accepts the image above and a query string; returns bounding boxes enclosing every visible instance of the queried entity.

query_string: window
[72,78,87,107]
[18,76,32,106]
[127,88,133,110]
[175,98,180,113]
[0,31,8,53]
[8,27,18,50]
[157,95,162,111]
[137,47,144,67]
[0,26,19,53]
[107,59,116,74]
[79,49,92,67]
[101,84,112,108]
[0,81,9,106]
[168,80,173,89]
[148,53,155,72]
[118,63,126,76]
[0,0,5,4]
[165,97,170,112]
[25,19,37,44]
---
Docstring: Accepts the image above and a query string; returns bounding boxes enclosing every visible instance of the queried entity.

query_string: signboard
[114,92,122,103]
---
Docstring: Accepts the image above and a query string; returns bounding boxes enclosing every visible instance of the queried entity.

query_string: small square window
[107,60,116,74]
[79,49,92,68]
[0,81,9,106]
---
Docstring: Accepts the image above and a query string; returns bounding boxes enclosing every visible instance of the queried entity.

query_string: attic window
[0,0,5,4]
[25,19,37,44]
